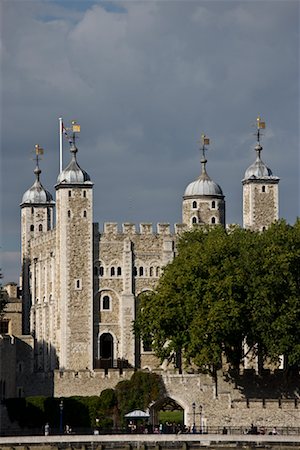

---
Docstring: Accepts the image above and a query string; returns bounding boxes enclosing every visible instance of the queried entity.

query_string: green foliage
[115,371,164,426]
[135,220,300,374]
[4,371,164,430]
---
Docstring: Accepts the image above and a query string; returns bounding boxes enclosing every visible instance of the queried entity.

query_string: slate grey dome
[184,157,223,197]
[21,166,53,204]
[244,144,273,179]
[57,142,91,184]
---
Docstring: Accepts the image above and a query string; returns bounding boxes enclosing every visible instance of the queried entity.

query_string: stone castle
[3,120,297,431]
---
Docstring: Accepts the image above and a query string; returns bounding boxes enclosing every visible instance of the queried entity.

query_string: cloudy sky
[1,0,299,284]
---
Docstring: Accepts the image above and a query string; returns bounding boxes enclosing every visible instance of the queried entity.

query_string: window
[30,225,34,232]
[0,320,9,334]
[117,266,122,276]
[262,186,266,193]
[99,266,104,277]
[192,217,197,224]
[102,295,110,310]
[67,210,71,218]
[68,190,72,197]
[31,207,34,214]
[143,337,153,352]
[211,201,216,209]
[83,210,87,218]
[39,224,43,232]
[75,279,82,290]
[192,201,197,209]
[156,267,160,277]
[110,267,115,277]
[149,267,154,277]
[211,217,216,224]
[139,267,144,277]
[83,190,86,198]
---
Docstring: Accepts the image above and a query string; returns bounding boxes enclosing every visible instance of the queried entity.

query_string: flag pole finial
[256,115,266,144]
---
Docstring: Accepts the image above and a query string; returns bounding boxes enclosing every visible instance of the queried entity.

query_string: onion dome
[244,144,272,179]
[21,165,53,204]
[57,141,91,184]
[184,155,223,197]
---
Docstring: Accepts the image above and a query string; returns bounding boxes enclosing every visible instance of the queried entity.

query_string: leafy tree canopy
[135,220,300,374]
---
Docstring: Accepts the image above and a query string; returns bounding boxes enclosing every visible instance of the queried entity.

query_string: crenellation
[139,223,153,234]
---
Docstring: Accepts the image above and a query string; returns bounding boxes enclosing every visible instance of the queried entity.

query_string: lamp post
[59,400,64,434]
[192,402,196,433]
[199,405,203,434]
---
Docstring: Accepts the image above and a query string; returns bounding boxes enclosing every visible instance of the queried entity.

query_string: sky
[0,0,299,284]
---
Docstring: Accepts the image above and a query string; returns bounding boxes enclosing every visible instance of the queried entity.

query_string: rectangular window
[74,279,82,290]
[0,320,9,334]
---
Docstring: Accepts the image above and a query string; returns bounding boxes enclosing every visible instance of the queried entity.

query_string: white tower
[55,128,94,370]
[242,117,279,231]
[20,146,55,334]
[182,134,225,227]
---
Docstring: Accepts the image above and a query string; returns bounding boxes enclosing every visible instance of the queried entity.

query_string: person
[44,423,50,436]
[272,427,279,435]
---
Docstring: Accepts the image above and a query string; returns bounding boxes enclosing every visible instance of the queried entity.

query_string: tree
[135,220,300,376]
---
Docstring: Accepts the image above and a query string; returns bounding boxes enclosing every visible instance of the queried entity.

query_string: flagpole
[59,117,63,173]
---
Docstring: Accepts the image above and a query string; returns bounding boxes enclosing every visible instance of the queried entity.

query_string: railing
[1,426,300,437]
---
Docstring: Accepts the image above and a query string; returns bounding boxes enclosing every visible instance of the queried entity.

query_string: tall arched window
[139,267,144,277]
[192,217,197,224]
[211,201,216,209]
[156,267,160,277]
[30,225,34,232]
[211,217,216,224]
[99,266,104,277]
[39,224,43,232]
[192,201,197,209]
[262,186,266,193]
[110,267,115,277]
[149,267,154,277]
[117,267,122,276]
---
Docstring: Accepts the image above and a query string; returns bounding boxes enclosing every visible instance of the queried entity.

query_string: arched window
[156,267,160,277]
[99,266,104,277]
[211,217,216,224]
[67,210,71,218]
[83,190,86,198]
[192,217,197,224]
[31,207,34,214]
[211,201,216,209]
[102,295,110,310]
[262,186,266,193]
[149,267,154,277]
[68,190,72,197]
[39,224,43,232]
[110,267,115,277]
[139,267,144,277]
[30,225,34,232]
[117,267,122,276]
[192,201,197,209]
[83,210,87,218]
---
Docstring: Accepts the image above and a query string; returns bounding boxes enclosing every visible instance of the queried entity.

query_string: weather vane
[256,115,266,144]
[31,144,44,166]
[198,133,210,160]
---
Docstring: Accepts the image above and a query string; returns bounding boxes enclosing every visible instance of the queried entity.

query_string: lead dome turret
[243,144,273,180]
[182,135,225,227]
[57,141,91,185]
[21,165,54,205]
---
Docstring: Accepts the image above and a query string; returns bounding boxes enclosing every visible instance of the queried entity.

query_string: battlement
[101,222,188,236]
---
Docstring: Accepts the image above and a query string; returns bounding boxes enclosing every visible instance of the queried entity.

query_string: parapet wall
[53,368,300,428]
[101,223,187,236]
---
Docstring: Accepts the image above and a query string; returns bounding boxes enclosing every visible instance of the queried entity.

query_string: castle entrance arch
[100,333,113,365]
[150,397,184,433]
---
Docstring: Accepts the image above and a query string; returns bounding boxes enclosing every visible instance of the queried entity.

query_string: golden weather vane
[256,115,266,144]
[198,133,210,160]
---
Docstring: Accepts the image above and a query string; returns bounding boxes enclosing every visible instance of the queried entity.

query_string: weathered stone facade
[1,128,286,429]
